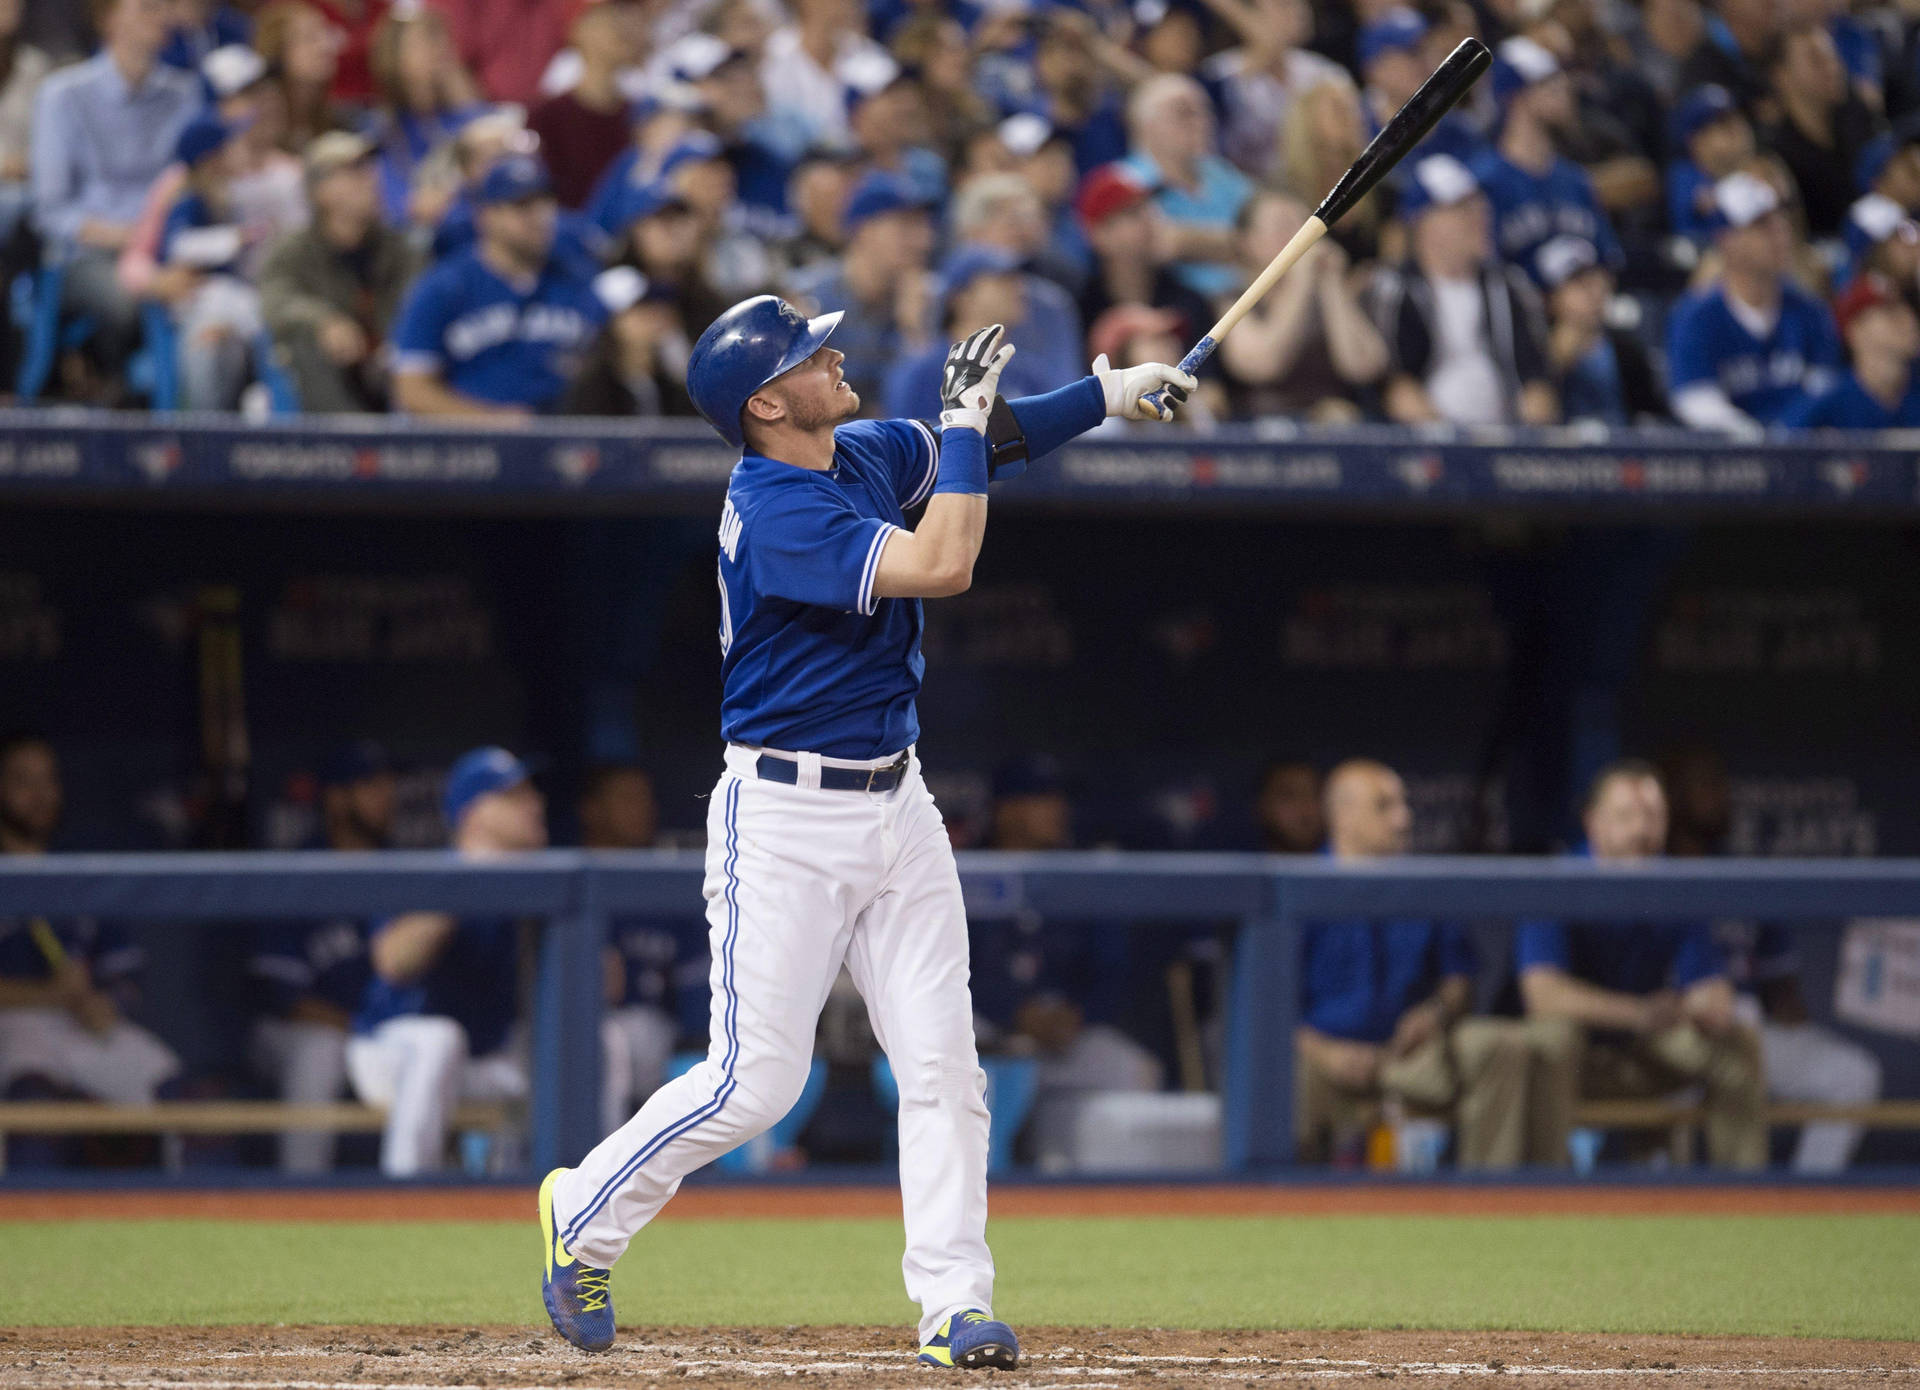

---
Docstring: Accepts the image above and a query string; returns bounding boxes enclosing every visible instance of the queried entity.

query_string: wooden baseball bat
[1143,37,1492,415]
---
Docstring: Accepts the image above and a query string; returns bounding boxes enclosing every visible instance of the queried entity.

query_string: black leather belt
[753,752,909,792]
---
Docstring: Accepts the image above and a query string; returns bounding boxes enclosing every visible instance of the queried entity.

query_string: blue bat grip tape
[1141,336,1214,417]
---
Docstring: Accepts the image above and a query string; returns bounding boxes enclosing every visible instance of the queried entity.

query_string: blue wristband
[933,425,989,495]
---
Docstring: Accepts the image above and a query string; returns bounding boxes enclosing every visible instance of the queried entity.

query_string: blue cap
[686,295,845,448]
[658,131,725,180]
[843,171,934,233]
[176,112,241,167]
[1357,8,1426,69]
[1671,85,1739,148]
[940,243,1023,302]
[1396,153,1479,220]
[1857,133,1899,192]
[475,153,552,206]
[320,740,393,790]
[1490,35,1559,107]
[443,746,531,827]
[611,178,690,231]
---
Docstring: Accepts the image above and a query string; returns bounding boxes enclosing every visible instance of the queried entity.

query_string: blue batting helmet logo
[686,295,845,449]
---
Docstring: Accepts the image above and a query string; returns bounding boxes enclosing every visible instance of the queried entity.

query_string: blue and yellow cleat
[538,1167,615,1352]
[918,1310,1020,1370]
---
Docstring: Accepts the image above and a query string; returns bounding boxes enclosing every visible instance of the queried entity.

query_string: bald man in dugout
[1294,760,1544,1168]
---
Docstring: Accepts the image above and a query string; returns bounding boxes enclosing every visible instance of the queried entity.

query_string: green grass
[2,1214,1915,1339]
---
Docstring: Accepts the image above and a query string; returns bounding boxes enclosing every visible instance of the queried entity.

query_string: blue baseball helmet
[686,295,844,448]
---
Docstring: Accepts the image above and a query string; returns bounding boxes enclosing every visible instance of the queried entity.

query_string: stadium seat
[15,265,78,401]
[138,302,178,410]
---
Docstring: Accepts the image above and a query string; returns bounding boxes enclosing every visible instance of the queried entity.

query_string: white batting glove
[939,324,1017,433]
[1092,354,1197,422]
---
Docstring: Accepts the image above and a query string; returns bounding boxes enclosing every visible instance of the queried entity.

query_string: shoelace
[573,1267,611,1312]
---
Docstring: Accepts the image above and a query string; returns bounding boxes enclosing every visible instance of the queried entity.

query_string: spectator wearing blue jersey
[245,742,391,1173]
[1668,171,1843,433]
[1787,273,1920,427]
[158,0,249,71]
[346,747,539,1176]
[1667,86,1755,245]
[1540,237,1666,426]
[1758,20,1879,239]
[392,153,608,420]
[579,765,711,1134]
[1295,760,1533,1169]
[1122,72,1251,300]
[1516,760,1766,1170]
[785,172,937,407]
[1473,37,1622,288]
[0,735,182,1111]
[159,113,268,412]
[1370,154,1558,427]
[29,0,201,393]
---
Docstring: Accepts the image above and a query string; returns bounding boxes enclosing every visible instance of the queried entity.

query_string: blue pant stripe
[562,777,743,1249]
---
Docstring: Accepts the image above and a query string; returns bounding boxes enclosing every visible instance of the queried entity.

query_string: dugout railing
[2,851,1916,1175]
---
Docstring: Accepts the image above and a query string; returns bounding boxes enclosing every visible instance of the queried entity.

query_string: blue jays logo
[776,301,806,331]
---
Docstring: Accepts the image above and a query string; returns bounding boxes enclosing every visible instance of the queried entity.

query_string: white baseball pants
[345,1016,527,1176]
[0,1007,179,1103]
[1762,1021,1882,1172]
[554,748,994,1342]
[249,1017,350,1174]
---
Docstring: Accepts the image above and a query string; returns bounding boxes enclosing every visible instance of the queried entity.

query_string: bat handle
[1139,336,1215,419]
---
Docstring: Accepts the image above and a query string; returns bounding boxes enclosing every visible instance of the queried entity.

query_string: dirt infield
[5,1184,1919,1224]
[0,1325,1913,1390]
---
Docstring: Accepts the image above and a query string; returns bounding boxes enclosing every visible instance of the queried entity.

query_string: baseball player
[538,295,1194,1366]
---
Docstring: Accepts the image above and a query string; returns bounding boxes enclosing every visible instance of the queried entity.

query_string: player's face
[1343,771,1411,858]
[1585,774,1668,861]
[336,771,397,847]
[0,743,61,848]
[758,345,859,432]
[465,781,548,853]
[1259,766,1324,852]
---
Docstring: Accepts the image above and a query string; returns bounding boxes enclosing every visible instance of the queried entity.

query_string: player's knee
[1832,1046,1883,1103]
[731,1057,813,1130]
[1524,1016,1581,1066]
[895,1057,988,1114]
[404,1016,469,1073]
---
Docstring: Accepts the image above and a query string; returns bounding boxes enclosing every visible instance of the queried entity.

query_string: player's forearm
[1520,966,1645,1030]
[370,913,459,984]
[1683,977,1735,1032]
[1005,376,1105,458]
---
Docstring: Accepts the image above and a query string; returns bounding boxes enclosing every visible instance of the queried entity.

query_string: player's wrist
[939,406,990,434]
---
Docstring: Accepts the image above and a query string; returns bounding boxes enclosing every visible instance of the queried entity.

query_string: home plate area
[3,1328,1916,1390]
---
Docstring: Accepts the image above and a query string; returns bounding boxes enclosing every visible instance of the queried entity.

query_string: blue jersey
[1666,281,1842,424]
[391,246,607,411]
[610,916,711,1041]
[1666,161,1718,243]
[355,916,520,1056]
[1301,918,1476,1044]
[1472,150,1621,285]
[717,417,940,758]
[1514,918,1724,996]
[250,918,370,1017]
[1785,370,1920,429]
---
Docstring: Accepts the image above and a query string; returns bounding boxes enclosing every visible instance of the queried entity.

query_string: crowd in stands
[4,0,1920,428]
[0,730,1888,1175]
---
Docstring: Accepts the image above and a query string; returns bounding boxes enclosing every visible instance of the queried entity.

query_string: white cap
[1536,234,1600,288]
[665,32,735,84]
[202,44,267,99]
[594,266,651,315]
[1411,152,1478,208]
[1850,192,1909,244]
[1498,35,1561,84]
[1713,171,1781,230]
[840,48,902,99]
[997,112,1053,158]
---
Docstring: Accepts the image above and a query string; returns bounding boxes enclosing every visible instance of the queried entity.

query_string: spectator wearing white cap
[1471,37,1622,289]
[1785,272,1920,427]
[1538,236,1666,426]
[1842,193,1920,307]
[757,0,889,149]
[1667,170,1842,433]
[1198,0,1348,183]
[1122,72,1252,299]
[1370,154,1558,427]
[560,266,696,417]
[259,131,422,411]
[656,32,805,224]
[526,3,640,210]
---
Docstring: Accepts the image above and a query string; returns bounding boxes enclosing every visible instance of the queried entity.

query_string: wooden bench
[0,1100,518,1175]
[1573,1099,1920,1165]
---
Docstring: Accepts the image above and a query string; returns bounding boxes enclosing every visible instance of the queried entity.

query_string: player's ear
[744,391,784,426]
